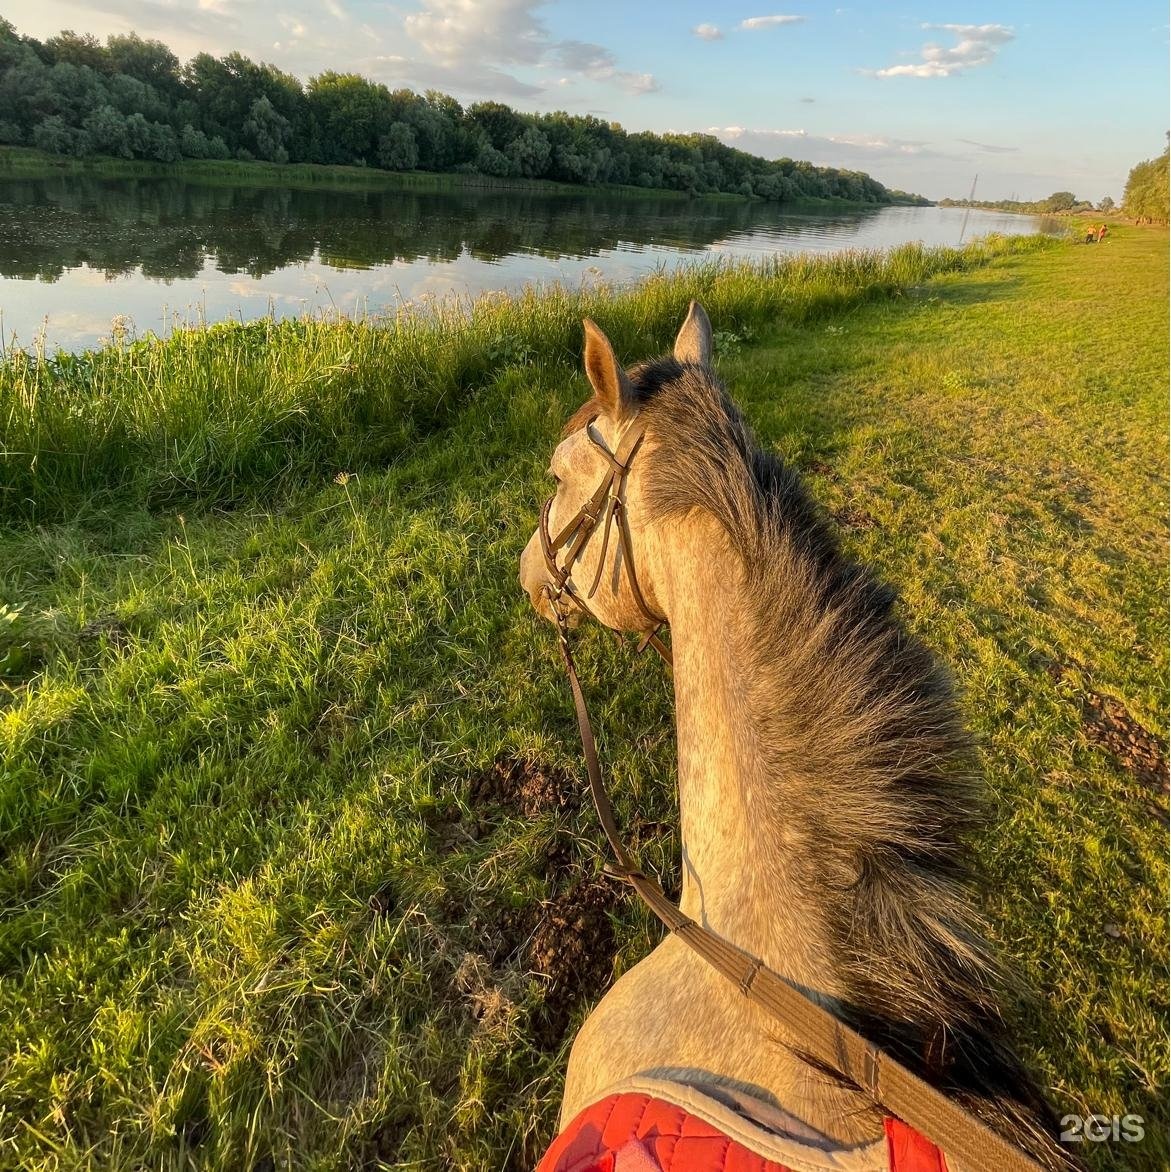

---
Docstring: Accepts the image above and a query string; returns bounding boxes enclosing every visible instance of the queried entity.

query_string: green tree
[82,103,131,156]
[307,72,393,164]
[475,139,514,177]
[468,101,524,151]
[242,94,292,163]
[0,16,915,203]
[1041,191,1077,212]
[377,123,418,170]
[106,32,180,96]
[1123,149,1169,222]
[32,114,74,153]
[506,125,550,178]
[45,30,110,73]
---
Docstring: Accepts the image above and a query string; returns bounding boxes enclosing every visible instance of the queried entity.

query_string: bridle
[537,416,670,665]
[533,417,1047,1172]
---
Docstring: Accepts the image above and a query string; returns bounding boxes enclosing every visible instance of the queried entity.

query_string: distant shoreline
[0,146,932,210]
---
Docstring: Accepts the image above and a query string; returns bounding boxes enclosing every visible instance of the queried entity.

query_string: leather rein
[537,418,1045,1172]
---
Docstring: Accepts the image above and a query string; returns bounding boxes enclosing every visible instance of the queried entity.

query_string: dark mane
[618,356,1076,1169]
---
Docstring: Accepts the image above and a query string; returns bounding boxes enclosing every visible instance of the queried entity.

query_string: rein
[537,422,1045,1172]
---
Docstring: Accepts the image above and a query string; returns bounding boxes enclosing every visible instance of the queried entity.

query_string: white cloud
[322,0,346,21]
[618,72,659,94]
[740,15,805,30]
[405,0,547,65]
[401,0,658,95]
[875,23,1014,79]
[37,0,239,41]
[711,125,934,162]
[959,138,1018,154]
[551,39,659,92]
[366,53,543,98]
[693,23,723,41]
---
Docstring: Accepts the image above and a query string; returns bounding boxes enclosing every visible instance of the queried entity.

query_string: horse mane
[585,355,1078,1170]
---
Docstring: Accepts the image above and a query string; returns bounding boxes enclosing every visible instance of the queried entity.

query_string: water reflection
[0,175,1053,350]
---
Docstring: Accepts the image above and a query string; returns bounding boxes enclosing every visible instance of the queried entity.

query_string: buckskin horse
[518,305,1080,1172]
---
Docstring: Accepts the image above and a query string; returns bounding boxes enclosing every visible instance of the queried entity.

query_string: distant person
[1097,223,1108,243]
[1085,224,1097,244]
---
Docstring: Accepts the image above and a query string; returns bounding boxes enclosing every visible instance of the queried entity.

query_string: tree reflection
[0,175,883,282]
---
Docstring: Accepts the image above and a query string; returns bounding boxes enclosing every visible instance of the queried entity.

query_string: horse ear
[674,300,713,366]
[582,318,634,420]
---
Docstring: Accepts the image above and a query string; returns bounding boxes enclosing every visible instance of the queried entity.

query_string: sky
[6,0,1168,201]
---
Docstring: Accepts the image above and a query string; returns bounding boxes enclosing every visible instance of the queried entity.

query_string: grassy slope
[0,145,829,204]
[0,230,1166,1170]
[0,146,923,208]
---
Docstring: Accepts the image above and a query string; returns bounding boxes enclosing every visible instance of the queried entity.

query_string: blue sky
[8,0,1168,200]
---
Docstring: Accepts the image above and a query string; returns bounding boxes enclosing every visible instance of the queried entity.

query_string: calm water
[0,176,1058,352]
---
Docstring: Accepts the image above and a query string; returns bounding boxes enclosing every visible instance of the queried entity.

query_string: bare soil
[832,504,880,531]
[1082,690,1169,795]
[469,754,581,817]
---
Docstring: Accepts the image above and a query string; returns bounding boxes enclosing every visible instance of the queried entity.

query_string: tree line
[937,191,1113,215]
[0,19,927,205]
[940,144,1171,224]
[1122,147,1169,223]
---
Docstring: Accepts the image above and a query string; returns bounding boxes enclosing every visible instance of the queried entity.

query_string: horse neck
[649,510,848,1007]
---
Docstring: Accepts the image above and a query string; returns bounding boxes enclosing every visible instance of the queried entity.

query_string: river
[0,175,1060,352]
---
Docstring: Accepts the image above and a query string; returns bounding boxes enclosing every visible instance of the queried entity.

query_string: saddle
[539,1079,948,1172]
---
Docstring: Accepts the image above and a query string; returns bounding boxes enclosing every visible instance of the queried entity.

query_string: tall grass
[0,235,1055,522]
[0,146,716,199]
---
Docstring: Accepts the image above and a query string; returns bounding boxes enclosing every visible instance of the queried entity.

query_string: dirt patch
[455,835,579,964]
[802,458,840,481]
[470,754,580,817]
[453,951,518,1037]
[427,807,485,854]
[1082,691,1169,794]
[78,613,131,650]
[359,1117,414,1171]
[367,882,397,919]
[526,878,618,1047]
[832,505,879,532]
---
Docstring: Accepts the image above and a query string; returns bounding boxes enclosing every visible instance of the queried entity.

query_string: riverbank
[0,145,921,209]
[0,228,1166,1171]
[2,235,1042,521]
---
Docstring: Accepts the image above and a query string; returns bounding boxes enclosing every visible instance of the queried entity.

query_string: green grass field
[0,146,742,202]
[0,145,917,210]
[0,228,1166,1170]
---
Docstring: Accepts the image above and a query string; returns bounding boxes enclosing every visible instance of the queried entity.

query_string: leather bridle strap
[538,419,671,665]
[544,549,1045,1172]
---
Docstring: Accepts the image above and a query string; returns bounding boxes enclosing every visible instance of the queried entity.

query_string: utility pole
[958,173,978,243]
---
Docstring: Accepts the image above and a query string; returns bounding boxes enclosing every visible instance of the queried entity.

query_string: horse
[518,304,1080,1172]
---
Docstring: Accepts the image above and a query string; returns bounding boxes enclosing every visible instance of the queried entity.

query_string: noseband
[537,417,670,664]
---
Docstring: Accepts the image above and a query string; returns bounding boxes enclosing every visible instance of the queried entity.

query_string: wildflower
[334,472,352,486]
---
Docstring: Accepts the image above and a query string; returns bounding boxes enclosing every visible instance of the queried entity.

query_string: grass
[0,146,747,202]
[0,146,918,209]
[1,236,1042,523]
[0,228,1166,1170]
